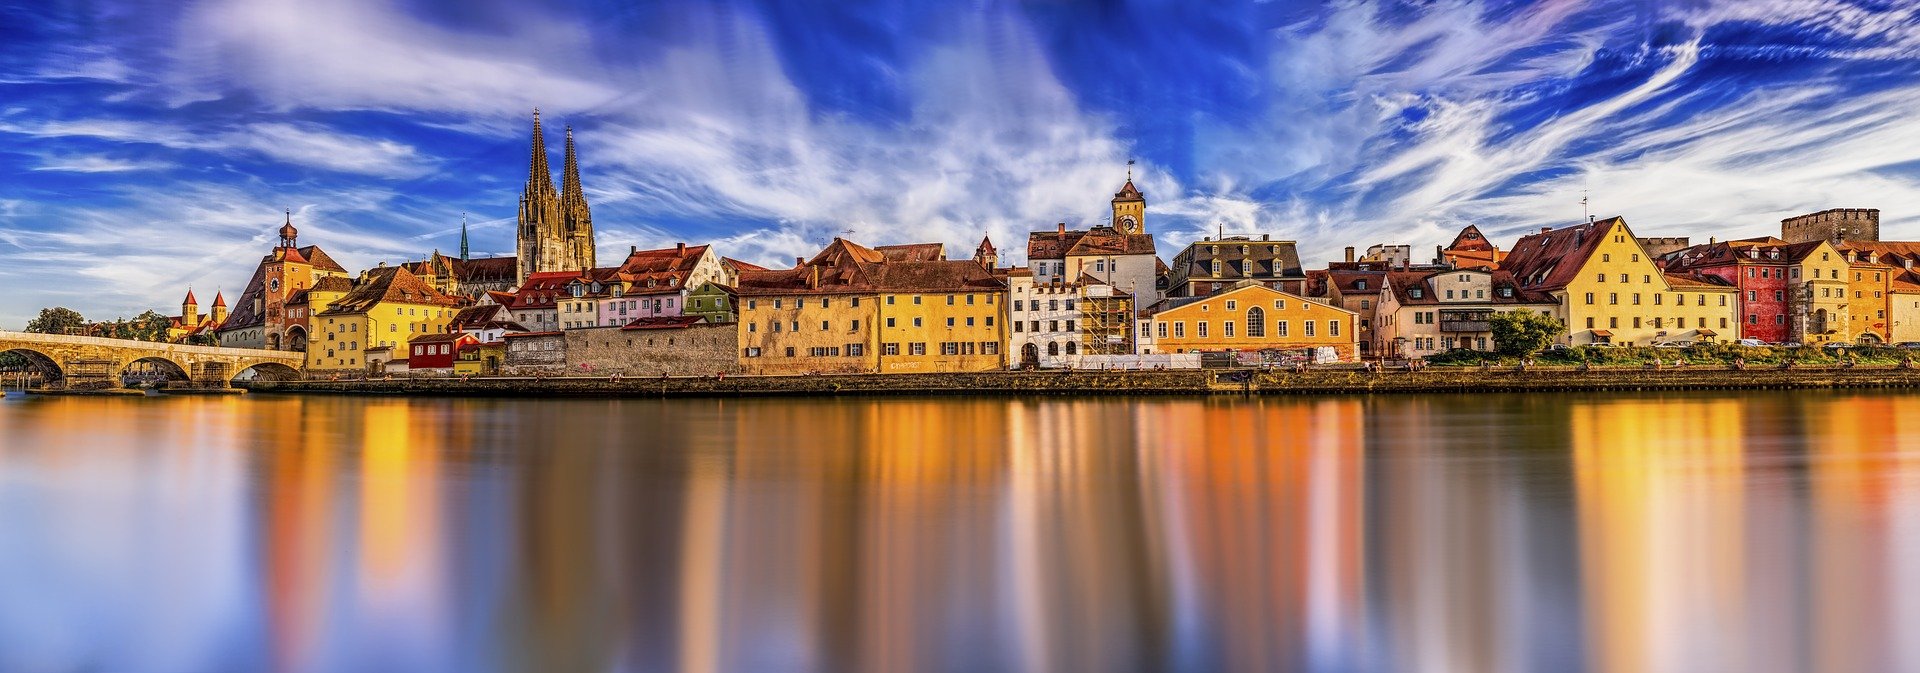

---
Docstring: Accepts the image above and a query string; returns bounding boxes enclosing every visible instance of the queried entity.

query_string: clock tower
[1111,175,1145,235]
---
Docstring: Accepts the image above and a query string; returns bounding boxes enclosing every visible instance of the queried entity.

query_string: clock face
[1121,215,1138,228]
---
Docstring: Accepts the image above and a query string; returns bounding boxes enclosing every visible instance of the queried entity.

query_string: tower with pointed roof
[182,289,200,329]
[211,291,228,326]
[517,110,596,284]
[974,236,998,268]
[214,212,351,350]
[1112,174,1145,236]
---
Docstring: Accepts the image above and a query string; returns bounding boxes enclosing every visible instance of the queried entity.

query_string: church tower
[560,126,596,272]
[514,110,572,281]
[1112,171,1145,235]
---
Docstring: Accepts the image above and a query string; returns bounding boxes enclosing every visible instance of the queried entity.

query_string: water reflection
[1,391,1919,672]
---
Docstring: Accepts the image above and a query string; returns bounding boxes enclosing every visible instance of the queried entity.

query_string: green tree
[1489,309,1565,357]
[130,310,173,341]
[25,307,86,334]
[185,332,220,346]
[0,351,25,369]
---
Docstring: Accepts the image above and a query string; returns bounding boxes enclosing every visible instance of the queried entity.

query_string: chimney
[676,242,686,256]
[1057,222,1066,239]
[810,265,820,289]
[1344,246,1355,263]
[630,245,637,255]
[795,256,805,268]
[1541,226,1553,234]
[1436,245,1446,266]
[1710,236,1716,244]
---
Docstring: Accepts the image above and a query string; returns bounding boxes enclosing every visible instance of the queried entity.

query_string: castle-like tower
[517,110,596,282]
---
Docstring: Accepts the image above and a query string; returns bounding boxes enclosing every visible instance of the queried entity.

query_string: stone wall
[1782,208,1880,244]
[503,333,565,375]
[565,323,740,376]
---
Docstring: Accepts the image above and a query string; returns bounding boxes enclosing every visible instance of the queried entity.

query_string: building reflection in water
[4,391,1920,673]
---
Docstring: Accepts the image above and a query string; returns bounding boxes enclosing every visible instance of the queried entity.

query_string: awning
[1696,329,1717,336]
[1591,329,1613,337]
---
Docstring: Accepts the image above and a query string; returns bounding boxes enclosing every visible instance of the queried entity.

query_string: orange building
[1147,283,1360,361]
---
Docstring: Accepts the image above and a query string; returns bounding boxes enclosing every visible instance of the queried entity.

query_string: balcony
[1439,310,1493,333]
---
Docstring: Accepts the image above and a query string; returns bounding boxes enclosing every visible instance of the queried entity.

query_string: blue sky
[3,0,1919,327]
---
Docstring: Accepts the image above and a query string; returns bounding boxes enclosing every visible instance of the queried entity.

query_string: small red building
[408,333,478,371]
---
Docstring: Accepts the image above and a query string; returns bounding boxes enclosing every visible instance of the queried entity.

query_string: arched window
[1246,307,1266,337]
[1047,341,1060,356]
[1065,342,1078,355]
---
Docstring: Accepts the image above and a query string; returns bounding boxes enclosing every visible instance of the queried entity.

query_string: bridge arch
[122,356,191,387]
[0,346,64,387]
[233,361,301,383]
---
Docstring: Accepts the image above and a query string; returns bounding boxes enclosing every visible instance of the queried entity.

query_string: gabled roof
[1445,224,1497,252]
[1028,228,1088,260]
[1501,218,1619,292]
[319,266,462,315]
[721,256,770,273]
[297,245,347,273]
[1382,269,1554,306]
[1065,227,1156,257]
[875,243,945,262]
[1113,180,1144,202]
[737,238,1004,296]
[504,271,589,309]
[214,264,269,333]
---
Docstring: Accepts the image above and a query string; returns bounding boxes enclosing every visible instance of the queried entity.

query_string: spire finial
[460,212,470,261]
[1127,158,1135,181]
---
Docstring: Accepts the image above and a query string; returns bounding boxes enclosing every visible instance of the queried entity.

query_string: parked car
[1586,343,1618,349]
[1895,342,1920,349]
[1545,344,1570,353]
[1779,342,1803,348]
[1735,338,1767,347]
[1822,342,1851,351]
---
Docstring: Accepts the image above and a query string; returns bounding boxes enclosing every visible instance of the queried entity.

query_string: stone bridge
[0,330,303,390]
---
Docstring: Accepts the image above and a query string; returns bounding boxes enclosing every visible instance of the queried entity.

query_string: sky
[2,0,1920,327]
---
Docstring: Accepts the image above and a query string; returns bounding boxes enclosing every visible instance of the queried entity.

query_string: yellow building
[735,238,1006,375]
[1502,217,1738,346]
[1148,283,1359,361]
[308,266,465,372]
[1788,242,1850,345]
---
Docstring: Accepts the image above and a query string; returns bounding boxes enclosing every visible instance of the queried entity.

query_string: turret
[278,210,298,248]
[975,236,998,268]
[211,292,228,325]
[182,289,199,328]
[1111,171,1146,235]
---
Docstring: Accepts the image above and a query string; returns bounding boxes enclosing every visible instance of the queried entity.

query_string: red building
[407,332,478,371]
[1658,237,1816,343]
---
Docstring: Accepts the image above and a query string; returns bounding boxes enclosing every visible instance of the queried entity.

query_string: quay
[231,365,1920,398]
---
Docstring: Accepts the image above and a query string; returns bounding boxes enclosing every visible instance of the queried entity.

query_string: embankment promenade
[234,365,1920,397]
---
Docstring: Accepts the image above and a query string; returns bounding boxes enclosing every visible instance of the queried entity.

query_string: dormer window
[1410,288,1424,299]
[1356,280,1367,290]
[1499,287,1513,298]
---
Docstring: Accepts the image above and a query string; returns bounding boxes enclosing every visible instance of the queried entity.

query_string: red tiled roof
[737,238,1004,296]
[298,245,347,273]
[1501,218,1617,292]
[319,266,462,315]
[1445,224,1497,252]
[721,256,770,273]
[876,243,946,262]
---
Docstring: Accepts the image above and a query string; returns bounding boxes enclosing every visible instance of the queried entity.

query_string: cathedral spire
[526,109,555,196]
[459,212,470,261]
[562,125,584,206]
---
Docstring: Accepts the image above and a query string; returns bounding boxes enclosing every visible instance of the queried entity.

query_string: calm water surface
[1,390,1918,673]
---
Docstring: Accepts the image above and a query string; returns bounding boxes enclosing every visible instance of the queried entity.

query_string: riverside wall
[234,365,1920,398]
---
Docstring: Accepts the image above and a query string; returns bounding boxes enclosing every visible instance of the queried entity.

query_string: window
[1278,321,1289,337]
[966,317,975,326]
[1157,322,1168,339]
[1585,292,1595,304]
[886,317,896,328]
[1305,321,1316,337]
[941,342,959,356]
[914,317,923,327]
[1014,300,1024,311]
[946,295,956,305]
[1226,300,1238,311]
[1586,317,1595,329]
[1620,274,1629,283]
[947,317,955,327]
[1065,320,1076,332]
[1603,254,1611,262]
[1247,308,1266,337]
[1013,321,1024,333]
[821,321,830,331]
[913,296,922,305]
[1329,321,1340,336]
[1224,321,1236,337]
[1655,294,1662,305]
[910,343,926,355]
[1275,300,1286,310]
[1173,322,1186,338]
[1609,293,1619,305]
[851,320,861,331]
[1598,273,1606,283]
[883,343,899,355]
[786,347,796,357]
[1198,322,1209,338]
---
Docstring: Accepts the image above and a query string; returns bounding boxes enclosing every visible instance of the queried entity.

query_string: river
[0,390,1916,673]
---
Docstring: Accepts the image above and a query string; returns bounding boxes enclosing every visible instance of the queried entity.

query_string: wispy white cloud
[32,155,171,173]
[166,0,616,114]
[0,116,432,178]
